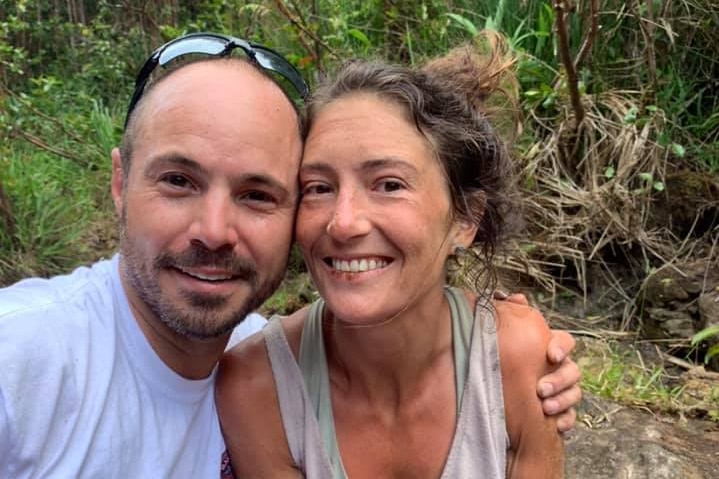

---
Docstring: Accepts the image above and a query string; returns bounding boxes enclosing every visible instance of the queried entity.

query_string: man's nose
[326,189,371,242]
[190,193,239,250]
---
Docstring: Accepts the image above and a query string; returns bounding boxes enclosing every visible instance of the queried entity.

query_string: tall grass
[0,144,115,285]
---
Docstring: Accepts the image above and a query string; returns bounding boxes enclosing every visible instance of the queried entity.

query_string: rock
[565,394,719,478]
[641,262,719,370]
[645,307,696,338]
[697,291,719,370]
[648,169,719,238]
[698,292,719,326]
[643,261,717,307]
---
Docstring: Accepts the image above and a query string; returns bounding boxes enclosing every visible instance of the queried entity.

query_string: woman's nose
[325,189,371,242]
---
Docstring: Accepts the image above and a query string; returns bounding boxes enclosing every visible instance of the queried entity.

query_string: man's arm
[0,387,11,476]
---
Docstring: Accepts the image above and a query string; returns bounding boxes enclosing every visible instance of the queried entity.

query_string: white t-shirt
[0,255,266,478]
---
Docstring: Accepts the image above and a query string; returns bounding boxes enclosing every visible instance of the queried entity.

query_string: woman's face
[296,93,470,324]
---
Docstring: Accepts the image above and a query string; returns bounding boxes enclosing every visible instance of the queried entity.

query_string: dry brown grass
[499,88,718,327]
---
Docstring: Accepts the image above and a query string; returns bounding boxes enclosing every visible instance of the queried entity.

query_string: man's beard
[118,217,284,340]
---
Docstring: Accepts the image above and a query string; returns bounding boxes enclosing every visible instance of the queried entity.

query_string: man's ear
[110,147,124,217]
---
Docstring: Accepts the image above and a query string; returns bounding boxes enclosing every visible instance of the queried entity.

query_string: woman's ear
[450,189,484,248]
[451,217,479,250]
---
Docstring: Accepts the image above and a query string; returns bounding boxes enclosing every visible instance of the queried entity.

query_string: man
[0,33,580,477]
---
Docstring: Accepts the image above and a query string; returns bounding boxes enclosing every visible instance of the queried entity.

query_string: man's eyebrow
[143,155,289,193]
[237,173,290,195]
[143,154,208,177]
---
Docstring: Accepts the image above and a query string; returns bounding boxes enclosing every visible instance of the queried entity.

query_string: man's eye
[161,174,192,188]
[242,190,276,204]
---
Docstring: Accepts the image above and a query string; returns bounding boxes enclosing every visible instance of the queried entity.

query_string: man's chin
[158,309,246,341]
[152,291,253,340]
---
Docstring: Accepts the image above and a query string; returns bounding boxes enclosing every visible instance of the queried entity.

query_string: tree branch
[574,0,598,70]
[11,128,83,163]
[554,0,585,128]
[271,0,340,67]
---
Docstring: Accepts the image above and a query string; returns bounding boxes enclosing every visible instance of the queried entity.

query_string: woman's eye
[302,182,333,196]
[377,179,404,192]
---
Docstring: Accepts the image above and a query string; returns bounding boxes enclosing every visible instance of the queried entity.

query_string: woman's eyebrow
[358,157,418,176]
[300,158,418,176]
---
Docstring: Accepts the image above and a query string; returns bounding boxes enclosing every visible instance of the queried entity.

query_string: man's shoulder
[0,256,117,320]
[226,312,268,349]
[0,257,121,363]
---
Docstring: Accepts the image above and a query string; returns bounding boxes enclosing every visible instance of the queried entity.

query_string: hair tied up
[421,30,520,140]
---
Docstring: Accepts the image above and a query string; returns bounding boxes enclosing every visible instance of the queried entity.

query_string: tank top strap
[263,316,335,478]
[445,286,475,411]
[298,300,348,479]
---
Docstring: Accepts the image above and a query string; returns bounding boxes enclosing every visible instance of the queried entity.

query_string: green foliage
[581,341,703,417]
[691,325,719,364]
[1,1,717,358]
[0,145,114,285]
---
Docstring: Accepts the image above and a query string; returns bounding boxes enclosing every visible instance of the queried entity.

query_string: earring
[453,245,466,256]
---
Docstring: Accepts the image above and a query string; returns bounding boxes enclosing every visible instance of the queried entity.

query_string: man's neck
[119,272,229,380]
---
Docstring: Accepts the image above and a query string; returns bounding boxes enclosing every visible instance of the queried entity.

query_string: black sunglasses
[124,32,309,127]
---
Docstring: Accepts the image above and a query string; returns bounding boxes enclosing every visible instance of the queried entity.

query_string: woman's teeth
[331,258,388,273]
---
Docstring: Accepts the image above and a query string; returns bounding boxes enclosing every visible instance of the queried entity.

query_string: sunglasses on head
[124,32,309,127]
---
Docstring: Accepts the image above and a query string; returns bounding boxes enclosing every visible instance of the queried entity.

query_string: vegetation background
[1,0,718,421]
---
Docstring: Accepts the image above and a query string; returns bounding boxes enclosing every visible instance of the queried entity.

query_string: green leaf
[691,325,719,345]
[653,181,665,192]
[347,28,371,48]
[706,344,719,363]
[670,143,686,157]
[638,172,653,182]
[445,13,478,36]
[623,106,638,124]
[604,166,616,179]
[541,93,556,109]
[657,131,669,146]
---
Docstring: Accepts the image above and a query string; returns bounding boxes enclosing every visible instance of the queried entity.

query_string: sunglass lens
[254,50,308,98]
[158,37,228,67]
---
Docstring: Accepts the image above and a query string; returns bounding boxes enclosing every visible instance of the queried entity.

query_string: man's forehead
[126,60,301,147]
[142,60,287,111]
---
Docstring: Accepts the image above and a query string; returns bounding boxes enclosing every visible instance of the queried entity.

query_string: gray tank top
[263,287,507,478]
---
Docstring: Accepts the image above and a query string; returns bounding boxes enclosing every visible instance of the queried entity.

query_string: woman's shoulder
[492,299,551,389]
[491,298,557,455]
[216,307,312,477]
[219,305,311,389]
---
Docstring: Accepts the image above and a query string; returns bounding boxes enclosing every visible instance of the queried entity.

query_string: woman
[218,34,565,477]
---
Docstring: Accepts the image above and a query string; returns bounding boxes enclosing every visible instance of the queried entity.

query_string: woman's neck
[323,286,453,407]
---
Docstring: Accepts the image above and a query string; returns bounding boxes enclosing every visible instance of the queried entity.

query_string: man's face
[111,61,302,339]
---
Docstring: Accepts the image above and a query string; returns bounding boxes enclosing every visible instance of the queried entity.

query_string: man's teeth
[179,268,233,281]
[331,258,388,273]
